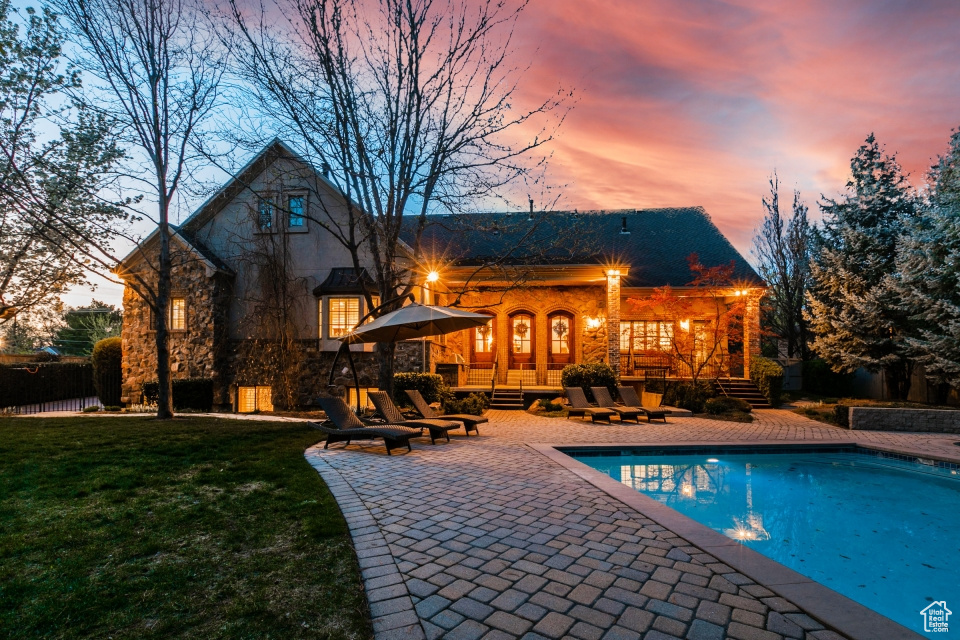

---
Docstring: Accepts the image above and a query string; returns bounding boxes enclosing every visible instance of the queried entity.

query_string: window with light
[328,297,360,337]
[512,314,532,353]
[169,297,186,331]
[550,316,570,354]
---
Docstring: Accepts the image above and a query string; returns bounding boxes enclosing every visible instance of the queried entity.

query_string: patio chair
[405,389,487,436]
[563,387,616,423]
[313,396,422,455]
[368,391,461,444]
[590,387,642,423]
[618,386,671,423]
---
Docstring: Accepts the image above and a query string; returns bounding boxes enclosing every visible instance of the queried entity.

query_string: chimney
[620,216,630,234]
[528,198,535,221]
[321,161,331,178]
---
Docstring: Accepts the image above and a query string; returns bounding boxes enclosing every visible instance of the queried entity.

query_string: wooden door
[509,313,534,369]
[547,313,573,365]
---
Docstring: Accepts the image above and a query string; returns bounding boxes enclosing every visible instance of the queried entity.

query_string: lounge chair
[618,386,671,423]
[368,391,461,444]
[563,387,616,423]
[590,387,642,423]
[405,389,487,436]
[313,396,422,455]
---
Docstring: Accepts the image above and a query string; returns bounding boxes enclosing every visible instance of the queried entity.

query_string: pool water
[571,448,960,634]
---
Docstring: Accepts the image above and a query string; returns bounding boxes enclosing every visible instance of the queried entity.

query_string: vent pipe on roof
[321,161,331,178]
[620,216,630,234]
[528,197,534,221]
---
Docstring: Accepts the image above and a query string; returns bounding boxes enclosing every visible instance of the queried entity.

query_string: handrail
[490,353,499,397]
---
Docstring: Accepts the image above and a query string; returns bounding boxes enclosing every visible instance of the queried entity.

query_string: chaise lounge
[564,387,616,423]
[405,390,487,436]
[618,386,671,423]
[313,396,422,455]
[590,387,642,423]
[369,391,462,444]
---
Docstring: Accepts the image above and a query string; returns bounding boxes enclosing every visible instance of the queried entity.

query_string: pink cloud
[506,0,960,255]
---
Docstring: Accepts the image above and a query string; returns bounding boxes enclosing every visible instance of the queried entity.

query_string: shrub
[834,403,850,428]
[91,337,123,406]
[538,398,565,412]
[103,406,122,412]
[82,405,100,413]
[704,396,752,415]
[802,359,855,397]
[560,363,617,402]
[443,392,489,416]
[662,381,715,413]
[393,372,446,406]
[750,356,784,407]
[141,378,214,412]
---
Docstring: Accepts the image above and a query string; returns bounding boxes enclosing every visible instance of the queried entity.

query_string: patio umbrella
[340,303,491,344]
[328,302,491,410]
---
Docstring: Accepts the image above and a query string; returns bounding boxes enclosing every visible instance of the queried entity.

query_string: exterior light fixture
[679,319,690,331]
[426,270,440,283]
[585,316,602,330]
[606,269,621,277]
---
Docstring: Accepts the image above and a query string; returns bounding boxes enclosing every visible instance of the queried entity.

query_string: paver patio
[305,409,958,639]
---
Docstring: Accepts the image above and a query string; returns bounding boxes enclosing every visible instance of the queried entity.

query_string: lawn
[0,416,372,639]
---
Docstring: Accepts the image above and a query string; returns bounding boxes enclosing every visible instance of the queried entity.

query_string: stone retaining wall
[848,406,960,433]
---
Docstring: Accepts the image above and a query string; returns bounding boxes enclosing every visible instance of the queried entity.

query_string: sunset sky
[63,0,960,308]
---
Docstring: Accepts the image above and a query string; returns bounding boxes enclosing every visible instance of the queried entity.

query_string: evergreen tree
[52,299,122,356]
[895,129,960,398]
[806,134,917,399]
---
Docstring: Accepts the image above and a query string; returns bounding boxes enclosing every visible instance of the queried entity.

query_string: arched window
[548,312,573,360]
[471,312,496,363]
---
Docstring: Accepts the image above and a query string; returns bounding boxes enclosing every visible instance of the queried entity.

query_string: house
[116,141,764,411]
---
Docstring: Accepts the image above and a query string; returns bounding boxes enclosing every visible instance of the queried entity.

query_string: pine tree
[895,129,960,399]
[806,134,917,399]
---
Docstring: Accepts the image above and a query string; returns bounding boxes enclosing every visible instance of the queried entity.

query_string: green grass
[0,417,372,639]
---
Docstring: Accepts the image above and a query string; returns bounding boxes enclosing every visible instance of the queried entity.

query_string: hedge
[704,396,752,415]
[560,363,617,403]
[142,378,214,412]
[392,372,446,407]
[750,356,784,407]
[443,392,490,416]
[91,337,122,406]
[0,362,94,409]
[643,379,715,413]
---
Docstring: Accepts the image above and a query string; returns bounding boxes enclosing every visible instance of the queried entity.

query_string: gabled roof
[116,225,234,276]
[403,208,762,288]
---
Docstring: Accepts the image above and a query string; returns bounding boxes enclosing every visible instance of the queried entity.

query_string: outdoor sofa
[563,387,616,423]
[369,391,461,444]
[313,396,422,455]
[405,389,487,435]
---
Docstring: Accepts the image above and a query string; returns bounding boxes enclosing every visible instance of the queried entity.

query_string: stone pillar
[744,293,762,379]
[606,271,621,376]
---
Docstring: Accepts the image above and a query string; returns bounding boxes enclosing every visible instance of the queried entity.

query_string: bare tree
[55,0,227,418]
[752,172,811,360]
[223,0,567,394]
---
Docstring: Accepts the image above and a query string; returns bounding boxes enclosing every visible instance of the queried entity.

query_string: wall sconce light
[426,270,440,283]
[606,269,621,277]
[679,319,690,331]
[585,316,603,330]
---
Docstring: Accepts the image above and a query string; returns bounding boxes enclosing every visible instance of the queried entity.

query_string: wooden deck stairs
[714,379,771,409]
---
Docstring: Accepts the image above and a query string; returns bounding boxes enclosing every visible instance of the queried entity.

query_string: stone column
[744,293,762,379]
[606,271,621,376]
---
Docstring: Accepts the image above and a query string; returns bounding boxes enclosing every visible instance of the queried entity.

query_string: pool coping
[529,439,927,640]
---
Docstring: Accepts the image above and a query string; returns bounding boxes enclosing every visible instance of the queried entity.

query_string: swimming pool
[567,445,960,634]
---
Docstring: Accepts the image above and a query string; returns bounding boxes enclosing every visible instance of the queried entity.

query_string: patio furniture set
[565,386,670,423]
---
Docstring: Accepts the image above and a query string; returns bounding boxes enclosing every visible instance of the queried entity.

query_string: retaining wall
[848,406,960,433]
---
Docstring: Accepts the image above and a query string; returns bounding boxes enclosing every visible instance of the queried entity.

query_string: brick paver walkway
[305,410,955,640]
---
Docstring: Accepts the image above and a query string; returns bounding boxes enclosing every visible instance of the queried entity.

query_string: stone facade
[120,246,231,406]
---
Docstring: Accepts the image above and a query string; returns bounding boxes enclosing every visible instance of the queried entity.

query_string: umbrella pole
[327,342,364,413]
